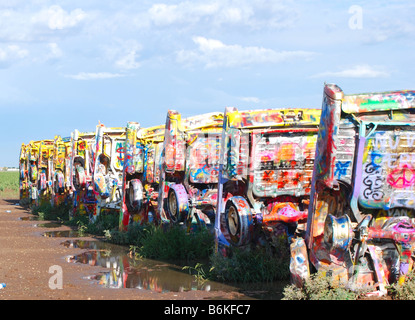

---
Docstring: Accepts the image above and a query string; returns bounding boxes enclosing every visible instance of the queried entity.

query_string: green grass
[0,171,19,198]
[32,201,71,221]
[209,241,291,283]
[106,223,215,262]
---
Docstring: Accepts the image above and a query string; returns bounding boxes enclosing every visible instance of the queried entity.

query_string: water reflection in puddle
[20,210,286,298]
[61,239,287,299]
[36,222,63,228]
[43,230,82,237]
[62,239,228,293]
[19,216,39,221]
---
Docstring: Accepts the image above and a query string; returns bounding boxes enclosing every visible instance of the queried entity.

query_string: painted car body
[19,143,30,203]
[119,121,165,229]
[68,129,97,218]
[27,139,54,207]
[26,140,42,206]
[91,124,126,220]
[300,83,415,295]
[158,110,224,229]
[215,107,321,256]
[51,135,72,207]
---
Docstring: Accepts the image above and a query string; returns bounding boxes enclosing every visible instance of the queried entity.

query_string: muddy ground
[0,198,249,301]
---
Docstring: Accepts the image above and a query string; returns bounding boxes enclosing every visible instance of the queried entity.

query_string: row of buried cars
[18,83,415,296]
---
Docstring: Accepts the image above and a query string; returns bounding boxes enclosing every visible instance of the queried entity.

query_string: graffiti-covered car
[215,107,321,253]
[91,123,126,220]
[35,139,54,206]
[120,121,165,229]
[19,142,30,203]
[69,129,96,218]
[51,135,71,207]
[298,83,415,295]
[26,140,42,206]
[158,110,224,229]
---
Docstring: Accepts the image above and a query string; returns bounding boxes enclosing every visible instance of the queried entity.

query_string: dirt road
[0,198,245,300]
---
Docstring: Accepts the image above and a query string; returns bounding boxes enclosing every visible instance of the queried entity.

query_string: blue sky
[1,0,414,167]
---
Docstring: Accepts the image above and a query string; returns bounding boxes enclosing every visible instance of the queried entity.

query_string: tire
[167,184,189,223]
[128,179,143,212]
[225,196,253,247]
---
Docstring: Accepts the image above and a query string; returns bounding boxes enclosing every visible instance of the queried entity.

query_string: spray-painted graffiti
[334,161,351,180]
[115,142,125,169]
[360,131,415,209]
[313,95,342,188]
[342,91,415,114]
[252,133,317,197]
[215,107,320,264]
[231,109,318,128]
[158,110,224,227]
[188,134,220,184]
[305,83,415,296]
[120,122,167,229]
[223,128,249,179]
[332,124,356,183]
[133,143,144,173]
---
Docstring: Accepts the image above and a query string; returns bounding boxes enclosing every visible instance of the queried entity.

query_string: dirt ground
[0,198,247,301]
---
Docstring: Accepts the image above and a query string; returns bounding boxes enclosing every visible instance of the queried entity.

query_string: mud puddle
[19,216,40,221]
[19,216,63,229]
[61,238,287,299]
[43,230,82,237]
[36,222,64,228]
[33,222,287,299]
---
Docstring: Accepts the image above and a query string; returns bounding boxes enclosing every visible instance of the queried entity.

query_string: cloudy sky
[1,0,414,166]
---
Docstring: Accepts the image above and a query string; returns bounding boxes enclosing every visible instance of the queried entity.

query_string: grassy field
[0,171,19,199]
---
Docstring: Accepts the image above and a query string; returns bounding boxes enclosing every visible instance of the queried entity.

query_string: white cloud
[0,45,29,67]
[32,5,87,30]
[115,50,141,70]
[176,36,314,68]
[47,42,63,59]
[147,0,296,29]
[0,5,88,42]
[148,3,183,26]
[65,72,126,80]
[102,39,142,70]
[358,2,415,44]
[312,65,390,79]
[113,40,142,70]
[148,2,219,26]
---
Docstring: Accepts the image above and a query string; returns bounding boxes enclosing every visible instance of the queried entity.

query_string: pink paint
[387,164,415,188]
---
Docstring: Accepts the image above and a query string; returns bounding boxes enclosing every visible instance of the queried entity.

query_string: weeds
[282,273,362,300]
[105,222,152,246]
[67,209,119,236]
[129,245,142,260]
[106,222,214,262]
[389,270,415,300]
[209,242,290,283]
[138,224,214,261]
[182,263,213,283]
[32,201,71,221]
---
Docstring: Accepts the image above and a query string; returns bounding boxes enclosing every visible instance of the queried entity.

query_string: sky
[1,0,414,167]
